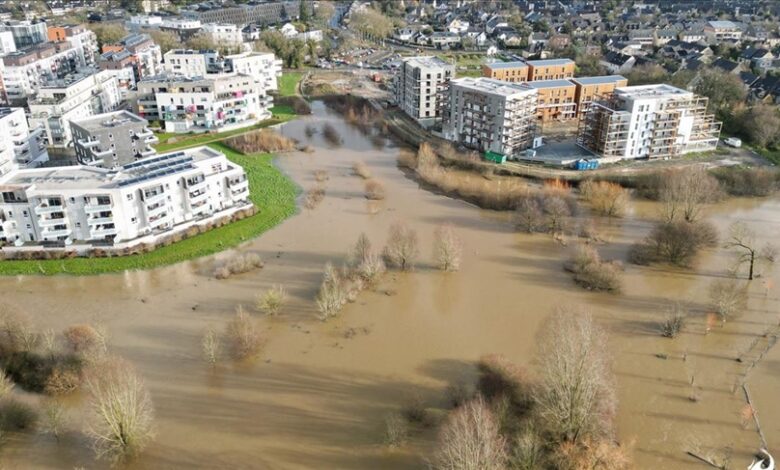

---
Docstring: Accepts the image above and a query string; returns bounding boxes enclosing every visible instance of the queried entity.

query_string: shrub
[313,169,329,182]
[41,398,67,441]
[659,303,687,338]
[316,263,348,320]
[321,123,342,146]
[0,369,13,399]
[629,220,718,266]
[44,365,82,395]
[566,245,622,292]
[364,179,386,200]
[383,222,419,271]
[515,196,543,233]
[63,324,101,354]
[352,161,372,179]
[0,399,37,430]
[201,328,221,366]
[711,167,777,197]
[225,306,262,360]
[433,397,508,470]
[433,225,462,272]
[86,358,154,463]
[476,355,529,410]
[256,285,288,316]
[383,412,409,447]
[350,234,386,286]
[708,279,747,324]
[304,186,326,209]
[215,253,264,278]
[224,129,297,153]
[579,180,629,217]
[401,393,430,426]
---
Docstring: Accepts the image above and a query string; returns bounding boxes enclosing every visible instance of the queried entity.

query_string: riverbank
[0,143,298,275]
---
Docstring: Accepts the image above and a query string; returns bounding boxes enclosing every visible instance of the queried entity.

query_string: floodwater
[1,101,779,469]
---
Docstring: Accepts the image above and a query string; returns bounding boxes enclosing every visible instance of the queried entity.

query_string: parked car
[724,137,742,148]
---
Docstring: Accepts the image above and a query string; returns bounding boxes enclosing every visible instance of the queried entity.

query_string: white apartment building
[134,72,272,133]
[0,146,249,248]
[201,23,244,47]
[394,56,455,125]
[163,50,281,94]
[0,108,48,177]
[0,31,16,54]
[577,84,722,162]
[444,77,538,157]
[59,25,99,67]
[71,110,158,168]
[704,20,742,43]
[28,69,122,147]
[1,42,84,104]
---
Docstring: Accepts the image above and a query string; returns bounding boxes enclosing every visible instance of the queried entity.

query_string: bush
[383,222,419,271]
[215,253,264,279]
[256,285,288,316]
[566,245,622,292]
[322,123,342,146]
[63,324,102,354]
[579,180,629,217]
[225,307,262,360]
[708,279,747,324]
[304,186,326,209]
[659,303,687,338]
[476,355,530,410]
[383,412,409,447]
[316,263,347,320]
[710,167,778,197]
[629,220,718,266]
[364,179,386,200]
[352,161,372,179]
[224,129,297,153]
[401,393,430,426]
[313,169,328,182]
[432,397,508,470]
[433,224,462,272]
[0,399,37,430]
[201,328,221,366]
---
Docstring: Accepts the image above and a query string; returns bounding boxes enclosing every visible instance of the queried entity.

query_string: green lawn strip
[0,144,299,276]
[153,115,294,153]
[279,72,303,97]
[755,147,780,165]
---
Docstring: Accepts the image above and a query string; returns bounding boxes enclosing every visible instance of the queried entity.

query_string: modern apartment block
[100,34,162,81]
[526,59,575,81]
[521,79,577,123]
[482,61,530,83]
[201,23,244,47]
[0,146,249,248]
[570,75,628,119]
[71,110,158,168]
[394,56,455,124]
[577,84,722,162]
[0,107,48,177]
[47,24,99,67]
[0,42,84,104]
[183,0,307,26]
[0,20,48,49]
[134,72,272,133]
[704,20,742,42]
[163,50,282,91]
[444,77,538,157]
[28,69,122,148]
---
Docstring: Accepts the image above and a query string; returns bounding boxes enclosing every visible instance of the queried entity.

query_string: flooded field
[1,101,778,469]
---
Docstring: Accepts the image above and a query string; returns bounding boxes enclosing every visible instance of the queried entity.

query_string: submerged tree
[433,225,463,272]
[724,222,776,280]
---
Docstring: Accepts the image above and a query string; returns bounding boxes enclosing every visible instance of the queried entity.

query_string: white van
[724,137,742,148]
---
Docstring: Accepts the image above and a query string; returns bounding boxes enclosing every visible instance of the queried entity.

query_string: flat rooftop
[71,110,147,132]
[452,77,536,98]
[403,55,451,69]
[0,147,222,191]
[570,75,627,85]
[522,79,575,89]
[615,84,692,99]
[525,58,575,66]
[485,60,528,69]
[0,107,21,118]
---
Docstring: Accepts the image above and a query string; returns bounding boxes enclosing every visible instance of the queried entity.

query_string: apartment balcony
[92,148,113,158]
[84,203,112,214]
[148,213,171,229]
[139,147,156,158]
[136,128,154,139]
[143,135,159,145]
[38,215,68,227]
[87,216,113,226]
[40,227,71,238]
[34,203,65,215]
[90,226,117,238]
[228,179,248,192]
[143,191,166,205]
[78,137,100,148]
[188,189,208,204]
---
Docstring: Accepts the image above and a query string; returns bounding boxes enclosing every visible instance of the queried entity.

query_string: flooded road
[1,101,779,469]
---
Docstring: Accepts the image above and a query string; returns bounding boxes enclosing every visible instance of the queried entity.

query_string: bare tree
[201,327,221,366]
[515,197,543,233]
[433,225,463,272]
[86,359,154,463]
[535,308,616,443]
[659,168,720,223]
[225,306,262,359]
[432,397,508,470]
[256,285,288,316]
[384,222,419,271]
[316,263,347,319]
[579,180,629,217]
[41,398,67,442]
[543,195,571,234]
[724,222,776,280]
[708,279,747,324]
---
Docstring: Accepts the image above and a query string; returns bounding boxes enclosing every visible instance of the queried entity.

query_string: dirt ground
[303,70,392,100]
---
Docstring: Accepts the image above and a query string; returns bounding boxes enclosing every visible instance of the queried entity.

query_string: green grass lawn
[0,144,299,276]
[153,113,295,153]
[755,147,780,165]
[278,72,303,97]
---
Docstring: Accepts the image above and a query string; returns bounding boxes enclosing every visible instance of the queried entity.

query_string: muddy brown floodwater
[1,101,779,469]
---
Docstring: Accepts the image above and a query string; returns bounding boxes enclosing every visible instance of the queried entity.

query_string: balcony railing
[84,203,112,213]
[35,204,65,215]
[87,216,113,226]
